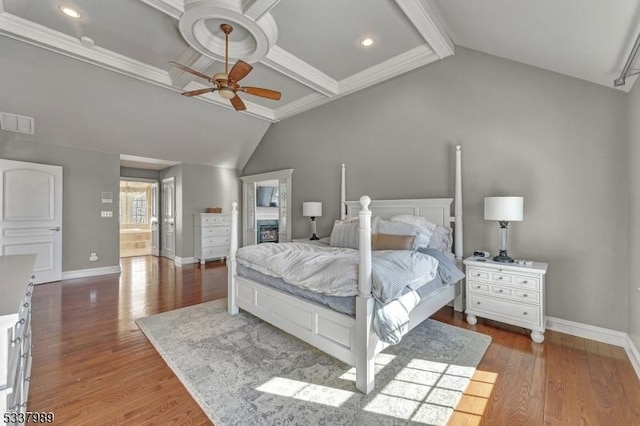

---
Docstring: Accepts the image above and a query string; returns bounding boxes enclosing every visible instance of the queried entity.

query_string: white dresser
[1,254,36,422]
[464,256,548,343]
[194,213,231,265]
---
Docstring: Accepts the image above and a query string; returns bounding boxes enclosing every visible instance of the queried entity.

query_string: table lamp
[484,196,523,263]
[302,202,322,240]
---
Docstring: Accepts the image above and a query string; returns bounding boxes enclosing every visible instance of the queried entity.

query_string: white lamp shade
[484,197,523,221]
[303,202,322,217]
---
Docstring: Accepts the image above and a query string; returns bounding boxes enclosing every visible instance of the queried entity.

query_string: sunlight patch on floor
[256,377,355,407]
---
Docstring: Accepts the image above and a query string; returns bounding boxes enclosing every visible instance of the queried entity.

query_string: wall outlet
[101,211,113,218]
[89,252,98,262]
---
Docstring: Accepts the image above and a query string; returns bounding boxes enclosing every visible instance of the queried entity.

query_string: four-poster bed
[227,145,464,394]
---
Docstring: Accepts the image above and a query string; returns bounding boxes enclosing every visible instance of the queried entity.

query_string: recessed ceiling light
[360,37,375,48]
[59,5,82,19]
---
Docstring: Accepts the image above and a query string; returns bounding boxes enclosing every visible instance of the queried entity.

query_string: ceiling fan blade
[170,61,211,82]
[230,94,247,111]
[181,88,216,97]
[229,60,253,82]
[242,87,282,100]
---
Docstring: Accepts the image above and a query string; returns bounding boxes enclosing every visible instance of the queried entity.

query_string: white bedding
[235,242,438,303]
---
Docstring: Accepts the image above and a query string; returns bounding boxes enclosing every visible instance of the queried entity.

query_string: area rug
[136,299,491,425]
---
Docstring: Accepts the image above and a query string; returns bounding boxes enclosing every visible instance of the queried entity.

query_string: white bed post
[453,145,464,312]
[355,195,375,394]
[340,163,346,220]
[228,201,239,315]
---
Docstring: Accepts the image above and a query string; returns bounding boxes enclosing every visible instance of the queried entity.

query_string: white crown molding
[262,46,338,96]
[339,44,439,94]
[169,48,217,90]
[138,0,184,20]
[546,316,628,347]
[0,11,275,121]
[626,334,640,380]
[395,0,454,59]
[275,45,439,120]
[244,0,281,20]
[61,265,122,280]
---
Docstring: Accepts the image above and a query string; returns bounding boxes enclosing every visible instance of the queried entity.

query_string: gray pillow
[329,216,379,249]
[427,225,453,252]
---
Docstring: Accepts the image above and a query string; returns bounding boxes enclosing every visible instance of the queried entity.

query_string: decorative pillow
[428,225,453,252]
[329,216,380,249]
[378,219,429,248]
[372,233,416,251]
[390,214,438,236]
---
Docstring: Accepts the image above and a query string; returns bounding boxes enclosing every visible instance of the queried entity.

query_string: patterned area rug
[136,299,491,425]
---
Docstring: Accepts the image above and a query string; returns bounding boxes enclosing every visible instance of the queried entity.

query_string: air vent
[0,112,34,134]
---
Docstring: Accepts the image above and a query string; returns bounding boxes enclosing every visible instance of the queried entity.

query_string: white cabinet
[463,257,548,343]
[1,255,36,424]
[194,213,231,265]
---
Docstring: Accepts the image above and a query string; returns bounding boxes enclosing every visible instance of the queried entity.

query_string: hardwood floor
[28,256,640,425]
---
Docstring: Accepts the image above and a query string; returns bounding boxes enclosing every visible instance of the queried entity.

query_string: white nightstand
[463,256,549,343]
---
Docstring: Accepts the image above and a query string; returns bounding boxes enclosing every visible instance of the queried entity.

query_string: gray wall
[0,136,120,271]
[244,47,629,331]
[159,163,240,259]
[628,80,640,349]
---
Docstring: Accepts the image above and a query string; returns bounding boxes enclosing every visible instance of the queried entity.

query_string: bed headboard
[344,198,454,227]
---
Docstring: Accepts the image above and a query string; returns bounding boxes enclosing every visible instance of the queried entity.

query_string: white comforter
[235,242,438,303]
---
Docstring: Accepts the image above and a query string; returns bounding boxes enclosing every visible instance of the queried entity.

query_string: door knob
[50,226,61,231]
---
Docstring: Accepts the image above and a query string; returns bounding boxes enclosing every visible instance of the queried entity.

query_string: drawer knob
[11,337,21,346]
[23,302,29,309]
[523,294,528,298]
[476,301,481,305]
[498,289,503,293]
[16,318,25,327]
[523,312,528,316]
[476,273,481,277]
[523,280,528,284]
[476,285,481,289]
[498,276,503,280]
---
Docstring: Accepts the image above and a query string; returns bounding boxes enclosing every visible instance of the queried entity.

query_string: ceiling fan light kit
[171,23,281,112]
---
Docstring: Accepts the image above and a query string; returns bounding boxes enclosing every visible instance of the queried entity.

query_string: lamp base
[493,250,514,263]
[309,234,319,241]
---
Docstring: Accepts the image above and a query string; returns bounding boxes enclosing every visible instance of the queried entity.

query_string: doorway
[119,180,155,257]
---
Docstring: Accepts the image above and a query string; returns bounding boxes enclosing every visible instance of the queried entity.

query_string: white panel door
[0,159,63,283]
[162,177,175,260]
[150,182,159,257]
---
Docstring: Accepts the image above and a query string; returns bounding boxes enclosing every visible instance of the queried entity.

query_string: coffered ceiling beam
[395,0,454,59]
[169,48,217,90]
[138,0,183,20]
[244,0,281,21]
[262,46,338,96]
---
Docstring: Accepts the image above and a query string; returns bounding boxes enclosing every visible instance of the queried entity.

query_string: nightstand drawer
[513,276,539,289]
[468,268,490,281]
[491,285,512,297]
[468,294,540,326]
[513,289,540,303]
[468,281,489,294]
[491,272,512,284]
[203,226,231,237]
[202,236,230,247]
[203,247,229,258]
[200,215,229,226]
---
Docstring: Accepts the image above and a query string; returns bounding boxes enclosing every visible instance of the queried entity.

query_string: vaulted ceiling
[1,0,638,169]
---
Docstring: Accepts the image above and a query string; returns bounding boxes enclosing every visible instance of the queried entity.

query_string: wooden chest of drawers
[1,255,36,424]
[463,256,548,343]
[194,213,231,265]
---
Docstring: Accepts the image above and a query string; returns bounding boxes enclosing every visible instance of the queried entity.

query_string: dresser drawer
[200,215,229,226]
[513,289,540,303]
[468,268,490,281]
[202,226,231,237]
[513,275,540,290]
[491,272,513,284]
[468,281,489,294]
[202,247,229,258]
[468,293,540,326]
[202,236,230,247]
[490,285,512,297]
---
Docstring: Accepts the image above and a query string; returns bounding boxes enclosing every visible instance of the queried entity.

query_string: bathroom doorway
[119,180,156,257]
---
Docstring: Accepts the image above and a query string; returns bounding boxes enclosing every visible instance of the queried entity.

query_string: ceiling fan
[170,24,281,111]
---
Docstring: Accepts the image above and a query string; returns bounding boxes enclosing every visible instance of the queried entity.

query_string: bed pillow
[428,225,453,252]
[329,216,380,249]
[390,214,438,236]
[372,233,416,251]
[377,219,429,248]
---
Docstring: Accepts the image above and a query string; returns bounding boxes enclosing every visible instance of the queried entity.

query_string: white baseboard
[626,335,640,380]
[174,256,196,266]
[546,316,628,347]
[61,265,122,280]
